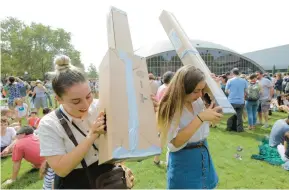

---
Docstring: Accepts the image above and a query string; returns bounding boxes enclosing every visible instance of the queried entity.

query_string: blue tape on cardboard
[113,51,161,160]
[169,29,182,51]
[180,49,199,59]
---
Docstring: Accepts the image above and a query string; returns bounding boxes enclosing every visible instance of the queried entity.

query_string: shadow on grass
[4,168,41,189]
[213,121,270,141]
[214,112,288,142]
[0,156,11,162]
[154,163,167,171]
[213,127,267,141]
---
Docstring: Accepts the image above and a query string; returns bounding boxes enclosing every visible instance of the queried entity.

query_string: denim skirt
[167,139,218,189]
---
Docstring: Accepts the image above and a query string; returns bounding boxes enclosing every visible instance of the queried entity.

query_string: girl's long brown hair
[157,65,205,146]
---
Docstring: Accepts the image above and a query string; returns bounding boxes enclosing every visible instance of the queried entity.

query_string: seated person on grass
[1,108,21,131]
[1,116,16,156]
[27,110,40,130]
[269,115,289,162]
[277,132,289,162]
[273,94,289,113]
[14,98,29,127]
[2,126,45,186]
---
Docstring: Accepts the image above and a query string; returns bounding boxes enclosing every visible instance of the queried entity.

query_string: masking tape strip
[119,51,139,151]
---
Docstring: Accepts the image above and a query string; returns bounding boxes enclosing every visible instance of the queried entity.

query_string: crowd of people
[0,77,57,113]
[1,53,288,189]
[149,67,289,187]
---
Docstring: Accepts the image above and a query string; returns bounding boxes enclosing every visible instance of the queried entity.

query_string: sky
[1,0,288,70]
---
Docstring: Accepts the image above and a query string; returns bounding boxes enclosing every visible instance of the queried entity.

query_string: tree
[272,64,276,75]
[288,66,289,73]
[1,17,84,80]
[87,63,98,79]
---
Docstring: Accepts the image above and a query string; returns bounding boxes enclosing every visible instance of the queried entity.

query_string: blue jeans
[245,101,259,126]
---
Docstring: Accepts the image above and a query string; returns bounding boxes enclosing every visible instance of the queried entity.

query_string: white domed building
[135,39,265,76]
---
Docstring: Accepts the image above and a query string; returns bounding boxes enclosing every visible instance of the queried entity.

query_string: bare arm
[225,81,230,94]
[244,88,248,99]
[46,134,98,177]
[171,105,222,148]
[259,84,263,96]
[11,160,22,180]
[14,109,19,119]
[270,86,274,99]
[15,77,24,84]
[171,117,203,148]
[26,84,31,94]
[32,88,36,96]
[7,139,17,152]
[0,139,17,157]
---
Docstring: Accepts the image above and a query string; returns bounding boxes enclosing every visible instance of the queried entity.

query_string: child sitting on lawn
[14,98,29,127]
[27,110,40,130]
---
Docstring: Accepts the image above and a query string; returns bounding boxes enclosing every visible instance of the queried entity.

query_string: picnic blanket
[251,138,285,166]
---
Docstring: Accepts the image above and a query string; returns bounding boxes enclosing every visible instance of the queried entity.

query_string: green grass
[1,112,289,189]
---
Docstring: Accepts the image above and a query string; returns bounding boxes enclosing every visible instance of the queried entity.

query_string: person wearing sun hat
[32,80,48,114]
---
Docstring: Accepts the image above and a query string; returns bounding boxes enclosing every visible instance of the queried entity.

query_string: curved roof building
[135,39,265,76]
[243,44,289,72]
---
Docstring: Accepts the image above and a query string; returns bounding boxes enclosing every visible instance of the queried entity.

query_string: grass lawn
[1,111,289,189]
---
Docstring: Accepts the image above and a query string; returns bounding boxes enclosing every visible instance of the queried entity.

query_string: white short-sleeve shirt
[1,127,16,147]
[167,98,210,152]
[38,99,100,168]
[15,103,29,118]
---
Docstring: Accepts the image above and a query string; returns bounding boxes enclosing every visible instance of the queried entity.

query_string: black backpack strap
[54,108,95,188]
[57,108,99,151]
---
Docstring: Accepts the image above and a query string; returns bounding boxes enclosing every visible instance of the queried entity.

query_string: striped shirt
[42,167,55,190]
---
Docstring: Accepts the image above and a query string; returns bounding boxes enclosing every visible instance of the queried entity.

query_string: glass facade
[146,48,264,77]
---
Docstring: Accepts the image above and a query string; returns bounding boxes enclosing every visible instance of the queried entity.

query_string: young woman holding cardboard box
[38,55,145,189]
[158,64,223,189]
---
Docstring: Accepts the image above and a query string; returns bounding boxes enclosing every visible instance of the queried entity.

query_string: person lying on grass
[2,126,45,186]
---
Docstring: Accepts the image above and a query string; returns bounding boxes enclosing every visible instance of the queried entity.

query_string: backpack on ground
[246,83,260,101]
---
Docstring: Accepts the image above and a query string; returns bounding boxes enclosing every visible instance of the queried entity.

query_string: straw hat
[36,80,42,84]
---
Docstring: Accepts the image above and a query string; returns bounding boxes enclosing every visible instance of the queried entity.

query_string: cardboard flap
[107,7,134,54]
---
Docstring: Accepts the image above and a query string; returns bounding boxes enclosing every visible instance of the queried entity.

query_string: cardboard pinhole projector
[97,7,161,164]
[159,10,236,119]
